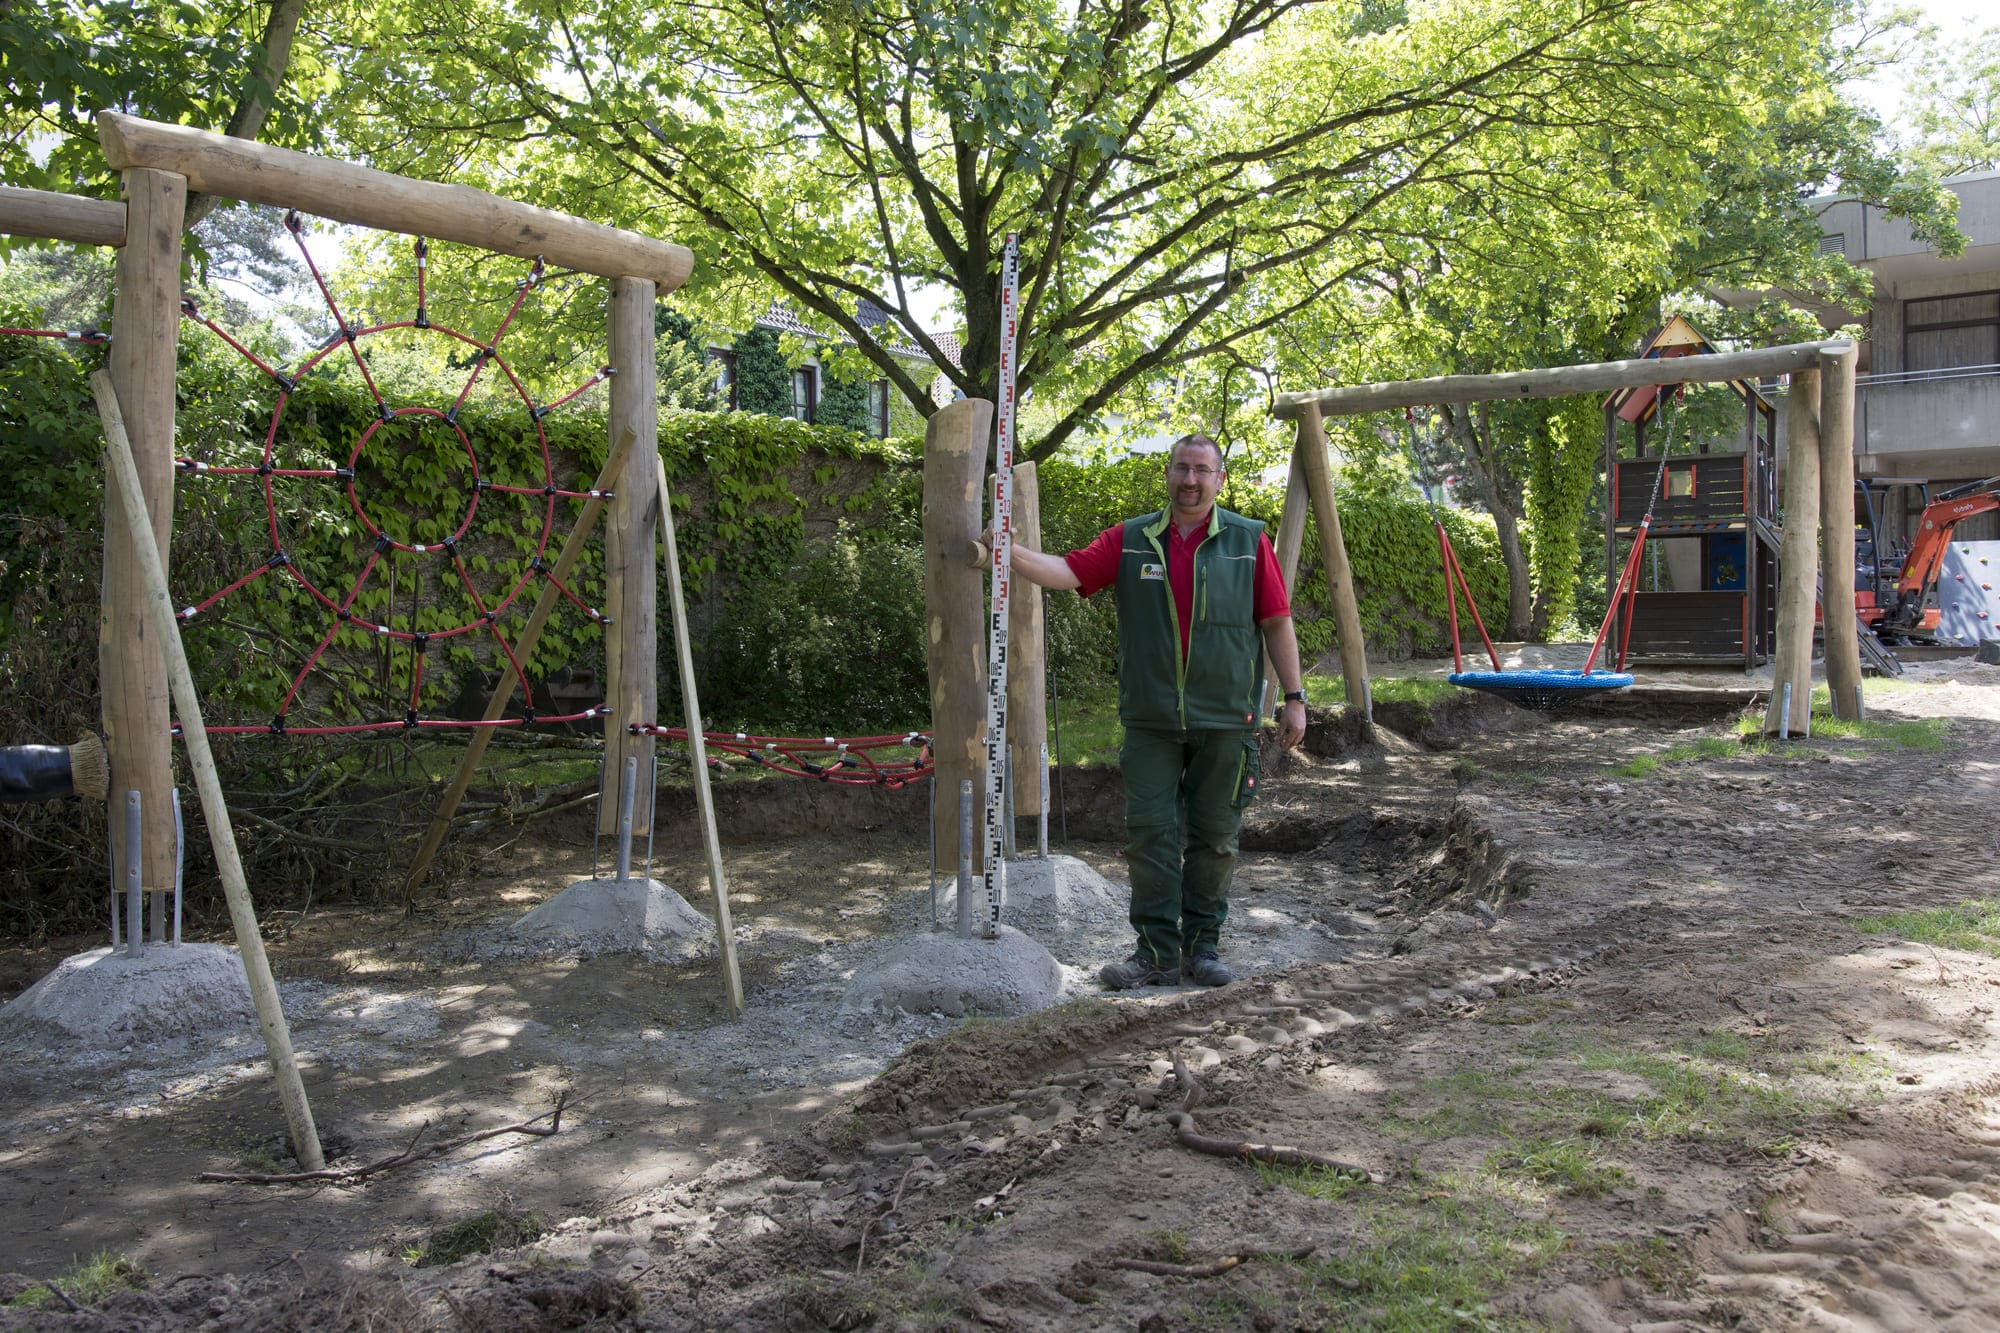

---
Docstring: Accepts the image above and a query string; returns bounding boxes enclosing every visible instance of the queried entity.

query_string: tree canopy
[1903,24,2000,176]
[0,0,1964,472]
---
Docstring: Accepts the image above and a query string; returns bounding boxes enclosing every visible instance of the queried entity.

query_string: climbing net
[6,234,936,788]
[172,213,615,736]
[631,725,934,788]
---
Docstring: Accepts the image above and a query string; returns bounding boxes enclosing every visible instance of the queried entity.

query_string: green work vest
[1113,506,1265,731]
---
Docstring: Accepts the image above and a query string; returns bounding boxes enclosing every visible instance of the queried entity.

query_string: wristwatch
[1282,690,1307,705]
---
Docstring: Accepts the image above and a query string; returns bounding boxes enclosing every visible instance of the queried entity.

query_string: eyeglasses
[1167,463,1220,479]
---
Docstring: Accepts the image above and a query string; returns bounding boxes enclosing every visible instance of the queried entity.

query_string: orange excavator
[1857,475,2000,641]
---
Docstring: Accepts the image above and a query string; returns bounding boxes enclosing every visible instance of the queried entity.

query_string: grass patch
[404,1199,545,1267]
[1577,1037,1831,1156]
[1358,677,1459,708]
[1589,1236,1695,1293]
[783,1258,970,1332]
[1382,1066,1544,1139]
[7,1253,147,1310]
[1050,685,1121,767]
[1611,736,1742,778]
[1810,715,1950,750]
[1303,1173,1566,1330]
[1261,1167,1566,1328]
[1051,672,1446,768]
[1741,710,1950,752]
[1256,1160,1372,1202]
[1485,1136,1627,1199]
[1853,898,2000,957]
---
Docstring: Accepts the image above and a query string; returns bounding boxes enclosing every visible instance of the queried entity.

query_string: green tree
[311,0,1900,462]
[1,0,323,225]
[1904,25,2000,175]
[1276,0,1959,640]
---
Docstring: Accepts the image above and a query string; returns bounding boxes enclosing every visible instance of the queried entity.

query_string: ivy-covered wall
[3,321,1509,737]
[1034,453,1513,682]
[731,325,792,417]
[817,375,872,433]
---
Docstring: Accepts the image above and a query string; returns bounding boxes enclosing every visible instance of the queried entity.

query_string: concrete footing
[0,944,254,1045]
[840,924,1064,1018]
[511,877,714,952]
[999,854,1128,931]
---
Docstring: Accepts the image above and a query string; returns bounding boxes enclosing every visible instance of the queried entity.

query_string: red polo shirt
[1064,511,1291,660]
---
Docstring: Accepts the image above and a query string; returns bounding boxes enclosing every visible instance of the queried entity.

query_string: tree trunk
[1443,404,1531,640]
[183,0,309,231]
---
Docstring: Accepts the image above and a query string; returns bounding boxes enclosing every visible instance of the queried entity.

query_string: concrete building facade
[1812,170,2000,544]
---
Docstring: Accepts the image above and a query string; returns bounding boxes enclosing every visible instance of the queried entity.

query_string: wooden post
[655,457,743,1015]
[924,399,994,877]
[102,166,183,898]
[401,428,638,900]
[1294,402,1373,734]
[1765,369,1821,737]
[1262,441,1308,713]
[600,279,658,838]
[1006,462,1045,818]
[94,371,324,1171]
[1819,346,1863,721]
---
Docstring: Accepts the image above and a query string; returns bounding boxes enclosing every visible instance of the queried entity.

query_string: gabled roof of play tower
[1605,314,1774,424]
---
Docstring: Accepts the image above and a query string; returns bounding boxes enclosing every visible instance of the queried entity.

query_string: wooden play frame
[1269,339,1864,735]
[0,114,743,1170]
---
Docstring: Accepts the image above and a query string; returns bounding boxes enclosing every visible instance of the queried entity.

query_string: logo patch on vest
[1139,562,1165,581]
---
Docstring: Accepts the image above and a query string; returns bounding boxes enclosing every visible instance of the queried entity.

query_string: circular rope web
[174,214,616,736]
[7,234,937,788]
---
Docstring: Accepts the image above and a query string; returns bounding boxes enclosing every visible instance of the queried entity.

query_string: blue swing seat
[1447,668,1634,712]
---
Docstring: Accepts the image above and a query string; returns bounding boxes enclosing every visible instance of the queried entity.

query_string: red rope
[1433,522,1502,671]
[0,326,109,344]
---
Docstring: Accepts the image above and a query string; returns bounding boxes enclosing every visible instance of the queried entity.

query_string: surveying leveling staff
[1006,434,1308,990]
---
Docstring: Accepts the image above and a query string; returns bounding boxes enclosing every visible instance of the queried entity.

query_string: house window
[1904,291,2000,373]
[708,350,737,410]
[870,380,890,437]
[791,366,817,423]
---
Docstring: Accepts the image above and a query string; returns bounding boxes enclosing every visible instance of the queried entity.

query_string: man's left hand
[1279,699,1307,749]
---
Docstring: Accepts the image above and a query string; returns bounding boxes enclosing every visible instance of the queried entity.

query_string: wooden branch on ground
[1168,1054,1379,1181]
[198,1092,568,1186]
[855,1161,918,1275]
[1110,1246,1318,1279]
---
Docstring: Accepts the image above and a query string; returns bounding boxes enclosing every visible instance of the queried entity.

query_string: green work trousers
[1120,724,1258,966]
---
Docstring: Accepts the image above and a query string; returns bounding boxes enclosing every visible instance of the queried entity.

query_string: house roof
[753,299,935,362]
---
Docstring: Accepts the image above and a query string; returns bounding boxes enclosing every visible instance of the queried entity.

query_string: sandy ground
[0,654,1997,1329]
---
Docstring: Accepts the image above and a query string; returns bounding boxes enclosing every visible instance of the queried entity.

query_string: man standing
[1007,434,1309,989]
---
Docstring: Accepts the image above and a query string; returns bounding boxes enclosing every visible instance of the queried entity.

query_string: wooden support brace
[1275,339,1854,420]
[1294,402,1372,734]
[94,370,325,1172]
[654,456,744,1016]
